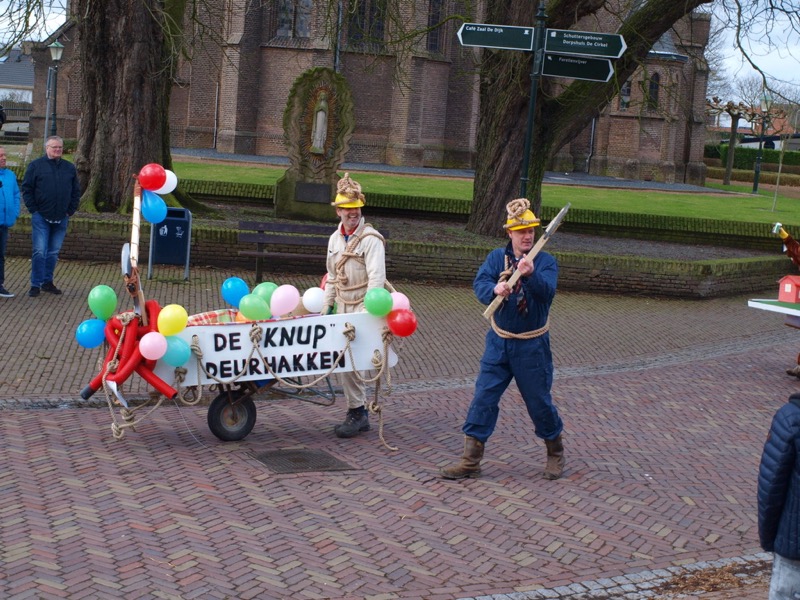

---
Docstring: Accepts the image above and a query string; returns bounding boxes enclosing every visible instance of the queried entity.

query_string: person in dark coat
[758,392,800,599]
[21,135,80,297]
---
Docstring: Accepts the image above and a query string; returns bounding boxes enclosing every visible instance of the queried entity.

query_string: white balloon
[302,287,326,314]
[153,169,178,195]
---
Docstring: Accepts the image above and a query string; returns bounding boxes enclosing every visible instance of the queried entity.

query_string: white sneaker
[0,286,14,298]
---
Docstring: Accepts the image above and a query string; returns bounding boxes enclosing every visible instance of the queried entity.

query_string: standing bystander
[758,392,800,599]
[321,173,387,438]
[21,135,80,297]
[0,145,21,297]
[440,198,565,480]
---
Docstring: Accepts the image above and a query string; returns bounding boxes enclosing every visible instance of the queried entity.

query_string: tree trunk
[73,0,184,213]
[466,0,713,236]
[724,115,739,186]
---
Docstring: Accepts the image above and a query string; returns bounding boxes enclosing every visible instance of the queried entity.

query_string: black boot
[334,407,370,438]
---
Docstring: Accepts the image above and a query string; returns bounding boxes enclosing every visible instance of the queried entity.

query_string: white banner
[153,311,398,387]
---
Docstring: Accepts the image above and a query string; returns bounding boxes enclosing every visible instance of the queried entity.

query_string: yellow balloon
[158,304,189,336]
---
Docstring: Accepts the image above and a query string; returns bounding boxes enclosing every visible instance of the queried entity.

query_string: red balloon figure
[387,309,417,337]
[138,163,167,191]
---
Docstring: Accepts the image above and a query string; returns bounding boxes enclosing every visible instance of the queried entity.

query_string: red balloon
[138,163,167,191]
[386,309,417,337]
[320,273,328,289]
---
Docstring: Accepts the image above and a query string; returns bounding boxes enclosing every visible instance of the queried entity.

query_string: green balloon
[87,285,118,321]
[364,287,393,317]
[238,293,271,321]
[253,281,278,304]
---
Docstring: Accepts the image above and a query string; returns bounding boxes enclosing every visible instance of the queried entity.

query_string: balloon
[153,169,178,195]
[238,293,271,321]
[221,277,249,308]
[235,311,249,322]
[320,273,328,289]
[140,331,168,360]
[138,163,167,191]
[302,287,325,314]
[142,189,168,224]
[270,284,300,317]
[162,336,192,367]
[253,281,278,304]
[87,285,117,320]
[390,291,410,311]
[387,309,417,337]
[158,303,188,336]
[75,318,106,349]
[364,287,393,317]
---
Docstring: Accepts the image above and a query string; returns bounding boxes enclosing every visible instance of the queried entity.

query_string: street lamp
[752,88,773,194]
[48,41,64,137]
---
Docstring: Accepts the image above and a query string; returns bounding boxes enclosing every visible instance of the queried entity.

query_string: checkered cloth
[187,308,239,326]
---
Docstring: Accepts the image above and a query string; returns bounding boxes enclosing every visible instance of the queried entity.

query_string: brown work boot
[439,436,484,479]
[544,435,565,480]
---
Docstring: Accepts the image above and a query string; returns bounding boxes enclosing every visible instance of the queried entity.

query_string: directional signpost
[455,2,626,196]
[541,53,613,83]
[456,23,534,51]
[544,29,626,59]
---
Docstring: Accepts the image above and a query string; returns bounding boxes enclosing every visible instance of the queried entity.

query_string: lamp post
[47,41,64,137]
[752,88,773,194]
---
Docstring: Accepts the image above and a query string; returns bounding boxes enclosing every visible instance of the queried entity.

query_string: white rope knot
[249,324,263,345]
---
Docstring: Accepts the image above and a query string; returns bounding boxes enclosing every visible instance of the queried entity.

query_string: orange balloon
[235,311,249,323]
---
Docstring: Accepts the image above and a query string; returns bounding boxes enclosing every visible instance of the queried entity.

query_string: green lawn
[173,160,800,226]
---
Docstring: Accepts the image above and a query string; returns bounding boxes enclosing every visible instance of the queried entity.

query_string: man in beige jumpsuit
[322,173,387,438]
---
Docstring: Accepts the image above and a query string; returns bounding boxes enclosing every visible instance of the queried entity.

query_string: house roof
[0,48,34,91]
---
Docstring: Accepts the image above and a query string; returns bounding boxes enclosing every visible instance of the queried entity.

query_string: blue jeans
[771,554,800,599]
[30,212,69,288]
[0,225,7,285]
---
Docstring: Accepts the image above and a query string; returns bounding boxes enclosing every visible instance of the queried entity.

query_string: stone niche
[274,67,355,221]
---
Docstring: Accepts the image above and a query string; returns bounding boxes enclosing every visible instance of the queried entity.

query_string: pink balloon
[139,331,168,360]
[270,284,300,317]
[391,292,410,311]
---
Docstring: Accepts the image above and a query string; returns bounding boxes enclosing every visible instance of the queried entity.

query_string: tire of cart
[207,391,257,441]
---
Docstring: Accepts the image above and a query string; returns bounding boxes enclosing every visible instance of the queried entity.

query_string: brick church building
[30,1,710,185]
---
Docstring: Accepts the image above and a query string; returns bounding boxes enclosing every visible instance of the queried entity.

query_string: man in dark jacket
[21,136,80,297]
[758,392,800,599]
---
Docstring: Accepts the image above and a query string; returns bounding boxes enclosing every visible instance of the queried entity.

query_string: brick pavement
[0,255,794,598]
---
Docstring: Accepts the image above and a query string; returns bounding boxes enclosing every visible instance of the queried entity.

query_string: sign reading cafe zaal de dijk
[152,312,398,388]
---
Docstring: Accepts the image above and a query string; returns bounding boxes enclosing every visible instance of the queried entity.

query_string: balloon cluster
[138,163,178,224]
[221,277,323,321]
[220,277,417,337]
[364,288,417,337]
[75,285,194,368]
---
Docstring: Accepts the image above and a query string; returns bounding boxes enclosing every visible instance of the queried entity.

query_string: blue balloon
[142,189,168,224]
[163,336,192,367]
[221,277,249,308]
[75,319,106,349]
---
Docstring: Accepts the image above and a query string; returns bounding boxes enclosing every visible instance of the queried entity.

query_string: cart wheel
[207,392,257,441]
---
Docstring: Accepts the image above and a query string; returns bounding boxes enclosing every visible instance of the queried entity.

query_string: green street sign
[541,53,613,82]
[456,23,534,51]
[544,29,627,59]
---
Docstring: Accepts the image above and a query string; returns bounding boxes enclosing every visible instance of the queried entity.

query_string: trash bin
[148,208,192,280]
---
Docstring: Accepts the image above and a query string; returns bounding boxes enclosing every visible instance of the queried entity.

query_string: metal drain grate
[252,449,355,474]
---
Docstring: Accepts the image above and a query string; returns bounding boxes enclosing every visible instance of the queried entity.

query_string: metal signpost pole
[519,1,547,198]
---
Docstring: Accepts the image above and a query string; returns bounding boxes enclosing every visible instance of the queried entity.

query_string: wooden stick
[482,203,571,320]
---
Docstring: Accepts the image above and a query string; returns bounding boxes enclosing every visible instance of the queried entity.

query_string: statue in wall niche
[310,91,329,154]
[275,67,355,219]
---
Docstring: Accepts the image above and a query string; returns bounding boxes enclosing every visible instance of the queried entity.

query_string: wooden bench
[238,220,332,282]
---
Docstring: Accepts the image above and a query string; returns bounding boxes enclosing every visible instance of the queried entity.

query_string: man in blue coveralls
[440,198,565,480]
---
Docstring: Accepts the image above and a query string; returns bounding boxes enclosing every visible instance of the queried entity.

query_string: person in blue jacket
[758,392,800,599]
[440,198,565,480]
[21,136,80,297]
[0,146,21,298]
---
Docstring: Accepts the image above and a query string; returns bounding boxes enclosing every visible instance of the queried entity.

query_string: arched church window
[348,0,386,48]
[646,73,660,111]
[277,0,312,38]
[427,0,444,53]
[619,79,631,111]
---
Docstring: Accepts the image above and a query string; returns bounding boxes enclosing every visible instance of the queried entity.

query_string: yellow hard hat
[504,198,540,230]
[332,173,365,208]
